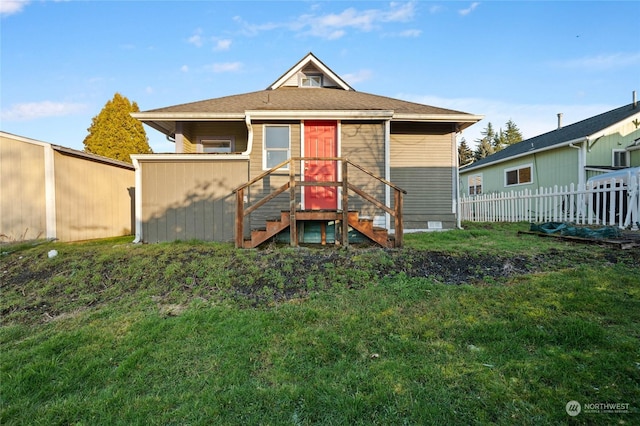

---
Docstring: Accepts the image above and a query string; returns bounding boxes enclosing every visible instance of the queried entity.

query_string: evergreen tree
[474,138,495,160]
[502,119,523,146]
[83,93,152,163]
[458,138,474,166]
[474,122,496,160]
[492,129,506,152]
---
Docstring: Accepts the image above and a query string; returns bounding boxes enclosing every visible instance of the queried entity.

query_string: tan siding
[247,122,301,227]
[182,122,249,153]
[140,159,249,242]
[54,152,134,241]
[341,122,385,218]
[0,136,47,241]
[390,123,457,229]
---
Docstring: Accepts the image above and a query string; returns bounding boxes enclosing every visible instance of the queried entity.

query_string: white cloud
[235,2,417,40]
[204,62,243,73]
[459,2,480,17]
[180,65,189,72]
[0,0,29,16]
[552,52,640,71]
[0,101,86,121]
[343,69,373,85]
[396,94,617,147]
[145,86,154,94]
[188,29,204,47]
[214,39,232,51]
[397,29,422,37]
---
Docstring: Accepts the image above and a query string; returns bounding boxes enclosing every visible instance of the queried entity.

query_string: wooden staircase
[244,210,394,248]
[235,157,406,249]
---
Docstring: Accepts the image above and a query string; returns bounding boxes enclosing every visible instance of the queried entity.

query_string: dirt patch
[2,242,638,325]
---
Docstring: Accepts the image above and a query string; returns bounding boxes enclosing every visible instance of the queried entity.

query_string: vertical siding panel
[0,136,47,241]
[138,159,249,242]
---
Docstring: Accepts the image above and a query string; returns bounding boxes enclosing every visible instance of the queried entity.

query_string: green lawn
[1,223,638,425]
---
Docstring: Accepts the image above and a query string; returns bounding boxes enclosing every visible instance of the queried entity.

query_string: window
[612,150,629,167]
[468,174,483,195]
[505,165,532,186]
[264,125,290,169]
[300,74,322,87]
[199,136,235,153]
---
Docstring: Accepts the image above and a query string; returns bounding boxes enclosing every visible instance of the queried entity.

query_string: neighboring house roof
[461,102,640,173]
[132,52,482,137]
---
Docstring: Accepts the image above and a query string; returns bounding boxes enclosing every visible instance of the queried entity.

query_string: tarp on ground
[530,222,622,239]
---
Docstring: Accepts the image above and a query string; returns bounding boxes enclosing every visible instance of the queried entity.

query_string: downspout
[454,130,463,229]
[384,119,391,231]
[132,157,143,243]
[242,113,253,155]
[569,137,588,189]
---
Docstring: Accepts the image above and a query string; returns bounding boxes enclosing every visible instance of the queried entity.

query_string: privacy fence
[460,174,640,230]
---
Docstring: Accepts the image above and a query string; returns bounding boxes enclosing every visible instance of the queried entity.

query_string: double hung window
[264,125,290,169]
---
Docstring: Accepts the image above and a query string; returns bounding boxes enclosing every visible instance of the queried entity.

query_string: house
[131,53,482,247]
[0,131,135,242]
[460,97,640,196]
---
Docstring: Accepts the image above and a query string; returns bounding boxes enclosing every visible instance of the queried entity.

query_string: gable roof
[461,103,640,173]
[268,52,354,91]
[132,52,482,137]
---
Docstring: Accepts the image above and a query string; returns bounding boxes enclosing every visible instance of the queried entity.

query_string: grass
[1,222,639,425]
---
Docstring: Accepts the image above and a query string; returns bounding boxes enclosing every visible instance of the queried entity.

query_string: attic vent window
[300,74,322,87]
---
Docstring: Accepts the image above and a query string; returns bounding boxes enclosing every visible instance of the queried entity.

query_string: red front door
[304,121,337,210]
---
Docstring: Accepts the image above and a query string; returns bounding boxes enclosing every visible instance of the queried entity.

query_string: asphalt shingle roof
[462,103,640,171]
[144,87,471,116]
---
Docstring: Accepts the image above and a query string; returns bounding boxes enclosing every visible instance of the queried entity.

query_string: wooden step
[245,215,290,248]
[347,216,394,248]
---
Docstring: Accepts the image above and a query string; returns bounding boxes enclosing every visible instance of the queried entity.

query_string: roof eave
[460,136,589,173]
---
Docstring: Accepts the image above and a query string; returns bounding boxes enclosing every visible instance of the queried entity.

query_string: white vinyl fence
[460,174,640,230]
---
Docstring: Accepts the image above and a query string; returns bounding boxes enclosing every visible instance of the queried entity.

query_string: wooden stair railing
[234,157,407,248]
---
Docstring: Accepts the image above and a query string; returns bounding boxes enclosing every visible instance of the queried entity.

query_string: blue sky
[1,1,639,153]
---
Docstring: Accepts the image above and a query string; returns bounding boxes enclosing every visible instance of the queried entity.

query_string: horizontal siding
[390,126,456,229]
[342,122,385,217]
[183,122,249,153]
[54,152,134,242]
[0,136,47,241]
[247,122,301,228]
[140,159,249,242]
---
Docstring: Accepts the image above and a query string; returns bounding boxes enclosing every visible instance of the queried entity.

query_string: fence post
[289,160,297,246]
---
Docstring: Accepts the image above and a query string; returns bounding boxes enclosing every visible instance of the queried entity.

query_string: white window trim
[263,124,291,170]
[468,173,483,195]
[197,136,235,153]
[300,74,323,88]
[504,163,533,187]
[612,149,630,167]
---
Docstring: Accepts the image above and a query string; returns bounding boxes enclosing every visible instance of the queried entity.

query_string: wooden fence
[460,174,640,230]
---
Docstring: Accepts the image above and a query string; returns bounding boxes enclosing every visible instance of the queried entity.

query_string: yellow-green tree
[83,93,152,163]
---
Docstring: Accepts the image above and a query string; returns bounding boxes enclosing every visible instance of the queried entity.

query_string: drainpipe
[455,130,463,230]
[242,113,253,155]
[568,138,587,189]
[132,157,143,243]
